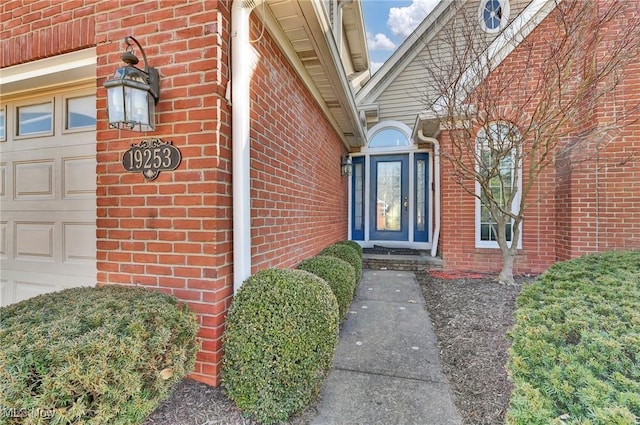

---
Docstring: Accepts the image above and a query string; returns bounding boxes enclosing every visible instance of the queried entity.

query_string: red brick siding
[1,0,96,67]
[249,23,349,272]
[95,0,231,387]
[3,0,348,386]
[438,2,640,274]
[438,131,555,276]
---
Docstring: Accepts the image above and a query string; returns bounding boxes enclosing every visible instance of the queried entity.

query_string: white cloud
[367,32,397,51]
[388,0,440,38]
[370,61,385,74]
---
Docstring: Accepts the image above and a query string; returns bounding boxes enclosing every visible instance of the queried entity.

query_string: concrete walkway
[311,270,462,425]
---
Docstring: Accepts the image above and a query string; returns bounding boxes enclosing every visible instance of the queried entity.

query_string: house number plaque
[122,138,181,180]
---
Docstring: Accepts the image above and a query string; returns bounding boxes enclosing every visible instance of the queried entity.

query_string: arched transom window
[367,121,412,149]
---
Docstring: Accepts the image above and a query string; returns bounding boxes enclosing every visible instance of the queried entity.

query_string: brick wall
[3,0,349,387]
[95,0,232,386]
[438,131,555,276]
[249,24,349,271]
[95,1,348,385]
[438,1,640,275]
[1,0,95,67]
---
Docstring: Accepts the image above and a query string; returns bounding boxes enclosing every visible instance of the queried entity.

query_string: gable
[357,0,541,132]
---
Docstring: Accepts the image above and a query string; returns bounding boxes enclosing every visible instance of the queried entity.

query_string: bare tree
[419,0,640,284]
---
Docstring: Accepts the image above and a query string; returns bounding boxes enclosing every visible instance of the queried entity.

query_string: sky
[361,0,441,74]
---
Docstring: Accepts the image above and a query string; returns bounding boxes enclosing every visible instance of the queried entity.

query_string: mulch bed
[416,270,535,425]
[145,269,533,425]
[143,379,317,425]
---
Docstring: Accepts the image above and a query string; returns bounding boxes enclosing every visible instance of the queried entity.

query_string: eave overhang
[258,0,368,149]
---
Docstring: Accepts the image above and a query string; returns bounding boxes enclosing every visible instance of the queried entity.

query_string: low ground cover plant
[0,286,199,425]
[320,243,362,284]
[297,255,356,322]
[507,250,640,425]
[222,268,339,424]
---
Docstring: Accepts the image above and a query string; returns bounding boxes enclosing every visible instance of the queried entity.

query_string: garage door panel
[14,159,55,199]
[0,221,6,258]
[0,162,6,198]
[0,270,96,307]
[14,280,54,304]
[15,221,55,261]
[63,222,96,264]
[2,212,95,272]
[1,87,96,306]
[63,156,96,198]
[0,279,14,307]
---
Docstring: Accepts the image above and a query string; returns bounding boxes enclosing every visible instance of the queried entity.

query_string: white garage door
[0,85,96,306]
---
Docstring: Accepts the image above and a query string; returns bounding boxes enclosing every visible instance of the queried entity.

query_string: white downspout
[417,129,441,258]
[231,0,261,293]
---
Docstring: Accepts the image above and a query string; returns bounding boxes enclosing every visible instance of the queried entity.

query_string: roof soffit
[258,0,367,148]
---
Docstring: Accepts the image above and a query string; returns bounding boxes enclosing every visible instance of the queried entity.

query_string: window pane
[0,108,5,141]
[354,163,363,230]
[416,160,426,231]
[376,161,402,231]
[18,102,53,136]
[67,96,96,129]
[481,223,491,240]
[369,128,410,148]
[477,122,518,245]
[505,223,513,241]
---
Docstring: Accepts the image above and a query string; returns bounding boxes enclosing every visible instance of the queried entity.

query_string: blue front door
[369,154,409,241]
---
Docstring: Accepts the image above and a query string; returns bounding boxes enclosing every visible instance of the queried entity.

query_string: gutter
[416,128,441,258]
[230,0,263,293]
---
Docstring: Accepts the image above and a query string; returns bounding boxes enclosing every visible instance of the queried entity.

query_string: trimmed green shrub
[320,243,362,284]
[335,240,363,258]
[297,255,356,322]
[507,251,640,425]
[0,286,199,425]
[222,268,339,424]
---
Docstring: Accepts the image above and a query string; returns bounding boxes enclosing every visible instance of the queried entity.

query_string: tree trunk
[498,249,516,285]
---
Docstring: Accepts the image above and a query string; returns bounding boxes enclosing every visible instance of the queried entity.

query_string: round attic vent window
[479,0,509,33]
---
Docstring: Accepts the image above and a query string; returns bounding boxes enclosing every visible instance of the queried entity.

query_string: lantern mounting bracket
[122,36,160,104]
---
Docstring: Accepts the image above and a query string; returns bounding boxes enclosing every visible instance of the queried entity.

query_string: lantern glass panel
[125,86,150,127]
[107,86,125,125]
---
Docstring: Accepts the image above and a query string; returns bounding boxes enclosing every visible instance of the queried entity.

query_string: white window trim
[363,120,414,153]
[474,122,522,249]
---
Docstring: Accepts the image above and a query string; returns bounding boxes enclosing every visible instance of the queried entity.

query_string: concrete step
[363,252,443,272]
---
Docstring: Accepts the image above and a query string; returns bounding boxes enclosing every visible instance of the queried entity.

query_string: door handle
[403,196,408,212]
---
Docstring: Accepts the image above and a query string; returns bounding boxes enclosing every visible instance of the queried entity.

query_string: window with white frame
[475,122,521,248]
[65,95,96,131]
[368,123,411,149]
[16,101,54,137]
[369,126,410,148]
[478,0,510,33]
[0,106,6,142]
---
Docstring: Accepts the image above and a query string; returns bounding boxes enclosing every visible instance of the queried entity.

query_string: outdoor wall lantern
[341,155,353,176]
[104,36,159,132]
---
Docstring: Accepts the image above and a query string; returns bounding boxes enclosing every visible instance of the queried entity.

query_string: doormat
[363,245,422,256]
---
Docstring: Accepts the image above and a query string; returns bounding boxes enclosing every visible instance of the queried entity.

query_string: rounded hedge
[0,286,199,425]
[335,240,363,258]
[222,268,339,424]
[320,243,362,284]
[297,255,356,322]
[507,250,640,425]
